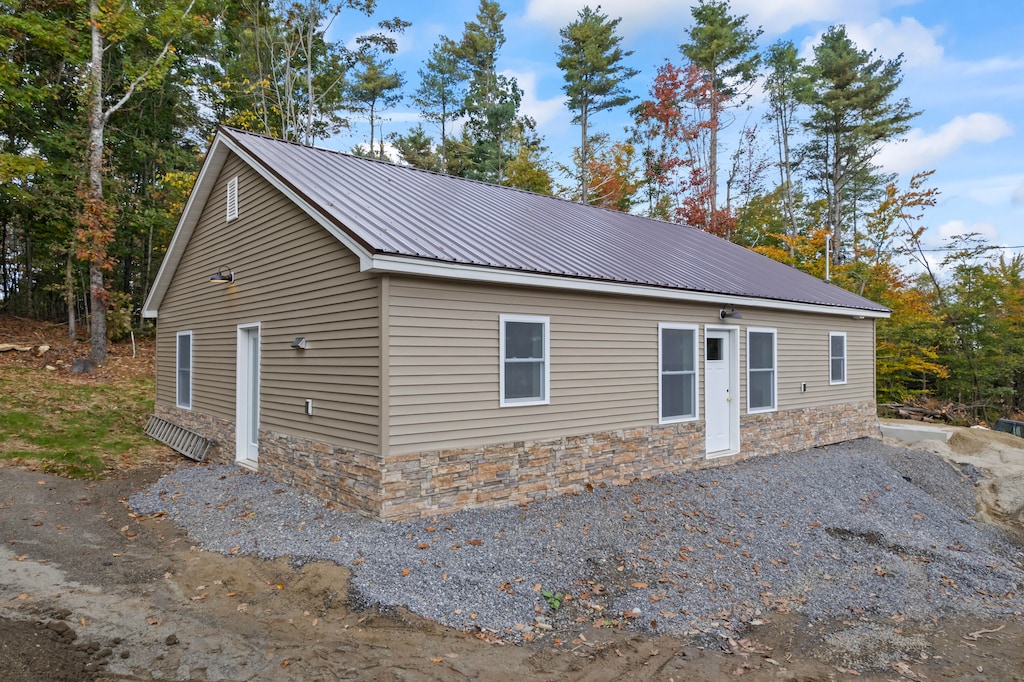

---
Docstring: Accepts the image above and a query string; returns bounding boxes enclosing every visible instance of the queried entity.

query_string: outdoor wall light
[209,267,234,283]
[719,306,742,320]
[291,336,307,350]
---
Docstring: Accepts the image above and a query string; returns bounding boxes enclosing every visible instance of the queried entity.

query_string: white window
[176,331,193,409]
[500,315,549,407]
[747,328,776,412]
[659,323,698,422]
[226,176,239,221]
[830,332,847,384]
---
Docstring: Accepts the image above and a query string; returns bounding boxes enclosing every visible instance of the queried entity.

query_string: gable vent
[226,175,239,221]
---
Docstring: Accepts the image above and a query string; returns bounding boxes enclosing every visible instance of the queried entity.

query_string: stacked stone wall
[153,400,880,521]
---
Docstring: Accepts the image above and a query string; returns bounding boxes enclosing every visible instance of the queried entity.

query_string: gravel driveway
[130,438,1024,640]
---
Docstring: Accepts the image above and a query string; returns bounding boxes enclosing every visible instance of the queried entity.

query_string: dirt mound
[881,419,1024,535]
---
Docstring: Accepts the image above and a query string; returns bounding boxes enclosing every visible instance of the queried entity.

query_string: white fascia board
[366,254,891,319]
[221,137,375,270]
[142,136,231,318]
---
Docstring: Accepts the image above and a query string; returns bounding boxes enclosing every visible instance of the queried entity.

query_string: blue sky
[329,0,1024,260]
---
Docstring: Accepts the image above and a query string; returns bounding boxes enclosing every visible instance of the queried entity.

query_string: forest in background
[2,0,1022,420]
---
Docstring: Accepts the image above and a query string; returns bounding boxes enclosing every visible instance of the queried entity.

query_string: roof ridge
[219,126,694,229]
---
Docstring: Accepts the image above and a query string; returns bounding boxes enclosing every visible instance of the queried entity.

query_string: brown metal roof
[223,127,888,313]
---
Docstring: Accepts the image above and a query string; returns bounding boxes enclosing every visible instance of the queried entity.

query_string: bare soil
[2,317,1022,681]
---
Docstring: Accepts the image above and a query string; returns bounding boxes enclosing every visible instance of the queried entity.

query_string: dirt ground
[1,318,1023,681]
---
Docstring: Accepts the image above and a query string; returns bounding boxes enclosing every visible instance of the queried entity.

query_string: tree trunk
[707,66,718,231]
[580,104,589,204]
[66,248,76,341]
[88,0,107,364]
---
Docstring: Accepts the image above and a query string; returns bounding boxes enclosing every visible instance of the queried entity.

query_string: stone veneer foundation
[154,400,880,521]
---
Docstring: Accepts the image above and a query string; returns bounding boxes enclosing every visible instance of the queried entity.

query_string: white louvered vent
[226,175,239,221]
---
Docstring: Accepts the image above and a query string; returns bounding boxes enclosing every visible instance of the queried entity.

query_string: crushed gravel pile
[130,439,1024,639]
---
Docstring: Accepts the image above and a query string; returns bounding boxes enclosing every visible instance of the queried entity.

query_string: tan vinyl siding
[155,153,381,452]
[386,277,875,455]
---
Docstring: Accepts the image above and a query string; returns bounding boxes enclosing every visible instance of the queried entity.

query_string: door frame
[235,322,261,469]
[704,325,740,458]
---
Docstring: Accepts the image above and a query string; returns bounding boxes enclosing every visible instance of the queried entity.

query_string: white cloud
[937,219,998,242]
[502,69,567,131]
[843,17,944,68]
[523,0,863,37]
[875,113,1013,174]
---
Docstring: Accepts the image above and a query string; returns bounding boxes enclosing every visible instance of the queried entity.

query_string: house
[142,127,889,520]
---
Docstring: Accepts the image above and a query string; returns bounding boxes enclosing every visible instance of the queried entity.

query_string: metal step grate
[144,415,213,462]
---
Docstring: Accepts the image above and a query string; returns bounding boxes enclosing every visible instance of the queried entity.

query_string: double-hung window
[830,332,847,384]
[747,328,776,412]
[500,315,549,406]
[176,331,193,409]
[659,324,698,422]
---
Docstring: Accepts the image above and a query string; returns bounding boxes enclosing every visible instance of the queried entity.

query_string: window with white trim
[659,324,698,422]
[176,331,193,409]
[747,328,776,412]
[500,315,549,406]
[226,176,239,221]
[830,332,847,384]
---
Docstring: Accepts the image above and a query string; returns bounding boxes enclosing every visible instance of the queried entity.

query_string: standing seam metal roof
[222,127,888,313]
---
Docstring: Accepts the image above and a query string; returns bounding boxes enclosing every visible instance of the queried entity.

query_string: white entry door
[704,328,738,456]
[236,324,261,467]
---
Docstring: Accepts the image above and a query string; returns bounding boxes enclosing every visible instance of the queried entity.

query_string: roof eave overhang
[365,254,891,319]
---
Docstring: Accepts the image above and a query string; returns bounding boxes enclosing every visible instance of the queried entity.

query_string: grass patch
[0,367,157,479]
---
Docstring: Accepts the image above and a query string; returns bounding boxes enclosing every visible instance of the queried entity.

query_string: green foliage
[540,589,564,610]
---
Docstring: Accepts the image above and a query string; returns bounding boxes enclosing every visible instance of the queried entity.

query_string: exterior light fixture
[719,306,742,320]
[210,267,234,283]
[291,337,307,350]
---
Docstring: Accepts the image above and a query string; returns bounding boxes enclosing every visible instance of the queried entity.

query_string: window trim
[226,175,239,222]
[830,331,847,385]
[499,314,550,407]
[746,327,777,414]
[176,330,193,410]
[658,323,699,424]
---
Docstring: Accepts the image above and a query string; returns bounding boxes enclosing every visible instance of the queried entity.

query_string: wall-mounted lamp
[719,306,743,320]
[291,336,307,350]
[852,315,866,320]
[210,267,234,283]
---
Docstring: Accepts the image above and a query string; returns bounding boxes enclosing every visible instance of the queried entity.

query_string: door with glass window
[236,324,260,466]
[704,328,738,456]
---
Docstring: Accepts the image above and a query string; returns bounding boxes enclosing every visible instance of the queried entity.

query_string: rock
[45,365,57,371]
[120,650,131,659]
[165,633,179,646]
[70,358,93,374]
[47,620,71,634]
[34,344,50,356]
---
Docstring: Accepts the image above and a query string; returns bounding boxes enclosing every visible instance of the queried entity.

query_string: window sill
[500,398,550,408]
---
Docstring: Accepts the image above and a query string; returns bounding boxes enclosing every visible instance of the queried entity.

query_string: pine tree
[800,25,918,264]
[413,38,466,171]
[679,0,761,229]
[556,6,638,204]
